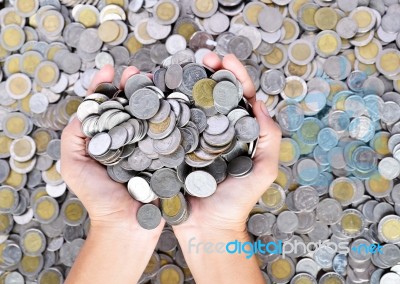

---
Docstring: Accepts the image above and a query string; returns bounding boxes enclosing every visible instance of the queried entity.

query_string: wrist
[89,218,163,242]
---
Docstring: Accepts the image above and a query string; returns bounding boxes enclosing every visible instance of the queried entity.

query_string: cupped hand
[61,65,164,233]
[175,53,282,233]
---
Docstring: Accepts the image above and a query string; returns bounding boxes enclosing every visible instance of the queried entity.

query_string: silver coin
[137,204,162,230]
[185,171,217,198]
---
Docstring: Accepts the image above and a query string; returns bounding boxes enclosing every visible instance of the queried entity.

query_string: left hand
[61,65,165,234]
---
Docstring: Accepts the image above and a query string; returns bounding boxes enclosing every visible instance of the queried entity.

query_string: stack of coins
[77,61,260,229]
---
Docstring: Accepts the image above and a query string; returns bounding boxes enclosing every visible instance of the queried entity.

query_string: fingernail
[260,102,270,117]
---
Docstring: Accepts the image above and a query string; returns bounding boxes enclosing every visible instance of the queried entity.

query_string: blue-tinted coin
[352,146,378,172]
[318,127,339,151]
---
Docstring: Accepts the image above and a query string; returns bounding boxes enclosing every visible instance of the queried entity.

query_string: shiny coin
[185,171,217,198]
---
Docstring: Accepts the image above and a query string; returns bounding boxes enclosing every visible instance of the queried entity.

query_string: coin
[185,171,217,197]
[137,204,162,230]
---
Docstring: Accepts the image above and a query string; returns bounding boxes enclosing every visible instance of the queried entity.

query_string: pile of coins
[1,0,400,283]
[77,62,260,229]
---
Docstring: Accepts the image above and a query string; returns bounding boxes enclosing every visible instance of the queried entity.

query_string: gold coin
[161,195,181,217]
[35,197,57,221]
[21,51,43,76]
[2,8,24,26]
[350,7,375,33]
[144,253,160,274]
[149,116,172,134]
[380,217,400,242]
[299,4,318,30]
[31,188,48,203]
[46,44,67,61]
[340,212,363,234]
[0,214,11,233]
[35,61,59,87]
[155,1,177,23]
[24,27,38,41]
[289,0,310,20]
[20,255,41,274]
[23,230,43,254]
[194,0,215,14]
[261,44,287,69]
[314,7,338,30]
[0,43,10,61]
[4,54,21,76]
[1,24,25,51]
[366,171,391,195]
[355,39,381,64]
[6,73,31,99]
[0,133,12,158]
[11,136,35,161]
[64,201,84,222]
[160,267,181,283]
[174,20,198,42]
[41,11,63,35]
[377,49,400,76]
[77,6,99,28]
[243,2,265,27]
[64,97,82,116]
[282,18,299,44]
[275,167,291,190]
[355,61,377,77]
[43,164,62,183]
[5,114,27,137]
[135,19,156,45]
[11,157,36,174]
[270,258,293,280]
[193,79,216,108]
[32,129,52,154]
[104,0,125,7]
[4,170,25,189]
[289,40,314,65]
[279,139,299,166]
[315,31,341,57]
[39,269,62,284]
[123,34,143,55]
[282,77,306,101]
[0,187,17,211]
[372,133,390,157]
[287,61,309,77]
[260,184,284,209]
[330,179,355,204]
[18,93,33,114]
[15,0,38,17]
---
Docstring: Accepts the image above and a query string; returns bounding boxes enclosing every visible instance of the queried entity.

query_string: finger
[87,65,115,95]
[203,52,223,70]
[222,54,256,104]
[249,101,282,190]
[119,66,140,90]
[62,118,86,141]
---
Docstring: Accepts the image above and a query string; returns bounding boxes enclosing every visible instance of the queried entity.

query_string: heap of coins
[1,0,400,282]
[77,62,260,229]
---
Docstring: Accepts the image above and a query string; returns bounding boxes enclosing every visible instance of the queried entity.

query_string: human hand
[61,65,165,234]
[174,53,282,234]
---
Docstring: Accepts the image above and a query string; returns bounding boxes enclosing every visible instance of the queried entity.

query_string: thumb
[249,100,282,188]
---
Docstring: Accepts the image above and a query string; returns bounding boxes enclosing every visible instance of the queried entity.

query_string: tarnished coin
[137,204,162,230]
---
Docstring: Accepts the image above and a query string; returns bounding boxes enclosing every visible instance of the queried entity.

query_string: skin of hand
[174,53,282,233]
[61,66,164,284]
